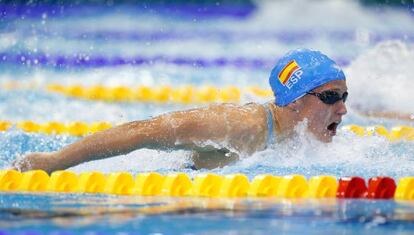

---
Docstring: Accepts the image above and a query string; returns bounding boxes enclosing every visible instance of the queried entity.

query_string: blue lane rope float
[0,170,413,200]
[75,30,414,43]
[7,29,413,43]
[0,4,256,19]
[47,31,414,43]
[0,52,350,68]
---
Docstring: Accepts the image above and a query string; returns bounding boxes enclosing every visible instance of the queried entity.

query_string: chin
[309,127,334,143]
[324,137,333,143]
[318,133,333,143]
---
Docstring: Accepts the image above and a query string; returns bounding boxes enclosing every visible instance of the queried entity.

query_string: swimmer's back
[186,102,271,169]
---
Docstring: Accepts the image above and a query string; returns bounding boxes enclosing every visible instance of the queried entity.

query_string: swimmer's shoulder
[175,103,268,128]
[192,102,269,154]
[206,102,267,119]
[220,102,269,133]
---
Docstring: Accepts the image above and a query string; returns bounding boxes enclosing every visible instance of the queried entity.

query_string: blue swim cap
[269,49,346,106]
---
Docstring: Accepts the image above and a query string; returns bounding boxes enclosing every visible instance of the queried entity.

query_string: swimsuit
[263,104,275,147]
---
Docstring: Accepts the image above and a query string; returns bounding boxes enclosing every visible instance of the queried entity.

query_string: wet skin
[290,80,348,143]
[12,80,348,172]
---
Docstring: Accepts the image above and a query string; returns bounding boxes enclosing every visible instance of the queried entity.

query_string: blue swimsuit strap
[264,104,274,147]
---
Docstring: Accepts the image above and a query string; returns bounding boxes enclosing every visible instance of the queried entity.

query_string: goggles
[306,90,348,105]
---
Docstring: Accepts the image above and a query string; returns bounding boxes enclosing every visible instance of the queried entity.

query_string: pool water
[1,1,414,234]
[1,193,414,235]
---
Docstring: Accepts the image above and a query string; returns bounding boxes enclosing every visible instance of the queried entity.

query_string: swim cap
[269,49,346,106]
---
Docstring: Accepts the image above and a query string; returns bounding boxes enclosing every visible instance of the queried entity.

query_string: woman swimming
[13,49,348,172]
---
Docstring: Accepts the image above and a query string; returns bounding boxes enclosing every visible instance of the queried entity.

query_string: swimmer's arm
[355,109,414,122]
[15,104,266,173]
[15,119,178,173]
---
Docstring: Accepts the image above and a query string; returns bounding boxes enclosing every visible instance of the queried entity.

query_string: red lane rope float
[366,177,396,199]
[336,177,367,199]
[1,170,413,200]
[337,176,398,199]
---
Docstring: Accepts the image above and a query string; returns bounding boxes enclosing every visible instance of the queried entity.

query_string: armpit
[191,149,239,169]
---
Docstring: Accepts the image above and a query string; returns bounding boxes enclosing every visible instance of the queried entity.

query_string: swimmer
[13,49,348,173]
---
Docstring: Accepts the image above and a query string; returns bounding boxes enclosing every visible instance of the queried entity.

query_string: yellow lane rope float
[1,81,273,104]
[0,121,113,136]
[45,84,274,104]
[0,170,413,200]
[0,121,412,141]
[47,84,273,104]
[341,125,414,141]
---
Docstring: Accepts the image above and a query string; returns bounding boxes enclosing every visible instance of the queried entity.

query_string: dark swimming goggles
[306,90,348,105]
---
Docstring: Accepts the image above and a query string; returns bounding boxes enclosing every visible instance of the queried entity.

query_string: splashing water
[203,119,414,179]
[346,41,414,114]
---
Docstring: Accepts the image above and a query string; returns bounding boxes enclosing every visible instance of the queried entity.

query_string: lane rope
[1,81,274,104]
[18,30,414,43]
[45,84,272,103]
[0,52,350,68]
[0,121,412,141]
[0,170,412,200]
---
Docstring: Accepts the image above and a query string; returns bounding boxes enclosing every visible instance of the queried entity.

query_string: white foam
[219,123,414,178]
[346,41,414,114]
[68,149,192,173]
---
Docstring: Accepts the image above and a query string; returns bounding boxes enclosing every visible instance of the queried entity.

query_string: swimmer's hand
[352,106,414,122]
[12,152,59,174]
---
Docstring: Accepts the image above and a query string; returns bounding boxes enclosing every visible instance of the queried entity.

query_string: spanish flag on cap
[278,60,300,85]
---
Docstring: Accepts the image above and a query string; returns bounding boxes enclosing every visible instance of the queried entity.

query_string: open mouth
[327,122,339,135]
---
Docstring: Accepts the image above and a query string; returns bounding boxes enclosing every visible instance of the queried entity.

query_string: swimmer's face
[296,80,348,142]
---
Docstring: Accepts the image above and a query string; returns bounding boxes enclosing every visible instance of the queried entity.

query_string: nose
[336,101,347,116]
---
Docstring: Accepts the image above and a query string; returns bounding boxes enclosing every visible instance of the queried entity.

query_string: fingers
[11,153,43,172]
[11,157,30,172]
[8,152,58,174]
